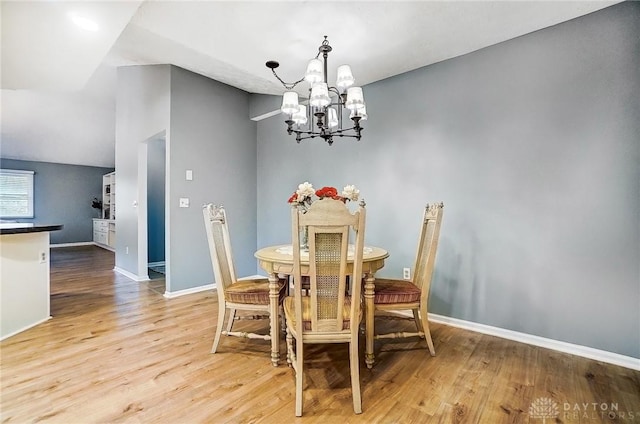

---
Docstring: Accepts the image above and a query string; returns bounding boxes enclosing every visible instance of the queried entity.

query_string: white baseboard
[50,242,95,248]
[162,275,264,298]
[53,241,114,252]
[426,313,640,371]
[0,316,51,341]
[163,284,215,298]
[114,267,148,282]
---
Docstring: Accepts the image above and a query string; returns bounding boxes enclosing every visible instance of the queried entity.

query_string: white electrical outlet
[179,198,190,208]
[39,251,47,264]
[403,267,411,280]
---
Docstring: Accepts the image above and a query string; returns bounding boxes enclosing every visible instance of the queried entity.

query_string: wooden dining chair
[284,198,366,416]
[373,202,444,356]
[202,204,286,357]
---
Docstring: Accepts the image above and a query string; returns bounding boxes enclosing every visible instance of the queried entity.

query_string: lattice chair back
[412,202,444,299]
[203,204,237,306]
[291,198,366,336]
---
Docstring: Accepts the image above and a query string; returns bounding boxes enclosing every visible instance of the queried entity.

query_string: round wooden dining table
[255,244,389,368]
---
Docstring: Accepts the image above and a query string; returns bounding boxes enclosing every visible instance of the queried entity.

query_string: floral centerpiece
[288,182,360,211]
[288,182,360,249]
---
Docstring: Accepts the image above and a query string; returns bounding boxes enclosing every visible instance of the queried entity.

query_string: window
[0,169,35,218]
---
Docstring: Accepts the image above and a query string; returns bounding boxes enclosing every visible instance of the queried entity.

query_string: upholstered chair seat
[373,279,421,304]
[226,278,286,305]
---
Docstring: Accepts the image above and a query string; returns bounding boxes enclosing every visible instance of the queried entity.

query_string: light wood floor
[1,246,638,423]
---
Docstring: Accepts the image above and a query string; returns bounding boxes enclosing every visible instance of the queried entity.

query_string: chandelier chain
[270,69,306,90]
[270,48,322,90]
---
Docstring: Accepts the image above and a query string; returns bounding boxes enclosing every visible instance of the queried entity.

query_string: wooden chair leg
[226,308,236,333]
[211,306,227,353]
[280,305,286,336]
[349,340,362,414]
[412,308,423,335]
[285,325,293,367]
[295,337,304,417]
[419,303,435,356]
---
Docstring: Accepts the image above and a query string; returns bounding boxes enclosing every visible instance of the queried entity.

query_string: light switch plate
[179,198,190,208]
[186,170,193,181]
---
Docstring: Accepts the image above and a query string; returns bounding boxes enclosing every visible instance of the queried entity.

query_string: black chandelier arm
[285,125,364,137]
[325,125,363,137]
[288,116,363,136]
[289,124,363,139]
[327,86,342,98]
[291,131,362,142]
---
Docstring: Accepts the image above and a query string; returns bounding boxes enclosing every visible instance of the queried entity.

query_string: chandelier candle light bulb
[350,105,368,121]
[328,108,339,128]
[266,36,366,145]
[292,105,308,125]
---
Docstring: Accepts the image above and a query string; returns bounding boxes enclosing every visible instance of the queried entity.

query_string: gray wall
[115,65,257,292]
[168,67,257,291]
[0,159,113,244]
[115,65,171,278]
[256,2,640,358]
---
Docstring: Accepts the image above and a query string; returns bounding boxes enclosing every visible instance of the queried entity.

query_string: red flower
[288,192,298,203]
[315,186,338,199]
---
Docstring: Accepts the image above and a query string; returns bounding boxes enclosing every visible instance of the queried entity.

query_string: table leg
[268,272,280,367]
[364,273,376,369]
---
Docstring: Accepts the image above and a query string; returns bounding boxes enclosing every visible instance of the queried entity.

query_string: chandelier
[266,36,367,146]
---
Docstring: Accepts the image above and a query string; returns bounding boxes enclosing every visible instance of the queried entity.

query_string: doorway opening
[146,132,168,294]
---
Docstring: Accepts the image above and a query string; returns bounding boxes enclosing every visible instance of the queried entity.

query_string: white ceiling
[0,0,619,168]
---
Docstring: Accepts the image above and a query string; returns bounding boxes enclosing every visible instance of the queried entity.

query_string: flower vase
[301,226,309,251]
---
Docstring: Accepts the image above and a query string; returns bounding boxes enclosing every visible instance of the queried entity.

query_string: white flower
[342,185,360,202]
[296,181,315,199]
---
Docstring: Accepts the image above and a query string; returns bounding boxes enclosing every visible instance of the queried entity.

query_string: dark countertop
[0,223,64,235]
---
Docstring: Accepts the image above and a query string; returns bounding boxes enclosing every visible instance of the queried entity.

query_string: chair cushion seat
[227,278,286,305]
[284,296,357,331]
[374,279,421,304]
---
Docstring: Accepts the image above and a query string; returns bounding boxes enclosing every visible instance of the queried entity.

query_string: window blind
[0,169,35,218]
